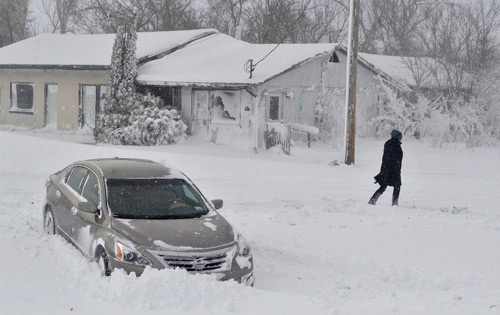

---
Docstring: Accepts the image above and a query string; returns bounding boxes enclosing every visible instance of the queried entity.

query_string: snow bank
[1,130,499,314]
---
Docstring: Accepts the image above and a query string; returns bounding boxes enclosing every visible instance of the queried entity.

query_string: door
[72,171,101,258]
[44,84,58,128]
[192,90,209,135]
[80,85,97,129]
[56,166,89,246]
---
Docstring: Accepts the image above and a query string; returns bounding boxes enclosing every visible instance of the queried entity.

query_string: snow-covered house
[0,29,411,149]
[0,29,217,130]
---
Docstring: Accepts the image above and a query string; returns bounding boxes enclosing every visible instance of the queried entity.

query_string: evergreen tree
[121,22,137,98]
[94,20,187,145]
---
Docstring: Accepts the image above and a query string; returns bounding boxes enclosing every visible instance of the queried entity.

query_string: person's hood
[391,129,402,141]
[111,212,235,250]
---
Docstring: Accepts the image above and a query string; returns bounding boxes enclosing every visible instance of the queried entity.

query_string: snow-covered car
[43,158,254,285]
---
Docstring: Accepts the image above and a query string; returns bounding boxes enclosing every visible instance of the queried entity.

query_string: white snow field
[0,130,499,315]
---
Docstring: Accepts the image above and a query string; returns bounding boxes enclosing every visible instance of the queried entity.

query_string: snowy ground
[0,129,499,315]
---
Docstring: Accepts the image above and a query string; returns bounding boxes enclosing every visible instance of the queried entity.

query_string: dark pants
[369,184,400,206]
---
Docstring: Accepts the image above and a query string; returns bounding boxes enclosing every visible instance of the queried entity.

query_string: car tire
[44,207,56,235]
[97,250,112,277]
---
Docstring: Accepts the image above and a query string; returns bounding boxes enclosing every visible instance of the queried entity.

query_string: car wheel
[98,250,112,277]
[44,207,56,235]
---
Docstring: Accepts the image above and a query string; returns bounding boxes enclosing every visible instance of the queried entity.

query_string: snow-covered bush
[370,77,429,139]
[371,76,498,148]
[107,94,187,146]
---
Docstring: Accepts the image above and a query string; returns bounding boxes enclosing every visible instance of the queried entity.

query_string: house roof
[359,53,426,88]
[358,52,469,90]
[0,29,337,86]
[0,29,218,70]
[136,33,338,86]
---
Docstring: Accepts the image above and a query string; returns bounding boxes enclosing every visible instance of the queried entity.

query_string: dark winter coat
[374,138,403,187]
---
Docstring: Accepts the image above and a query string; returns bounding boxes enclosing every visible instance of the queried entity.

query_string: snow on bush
[369,76,499,147]
[368,77,427,139]
[107,95,187,146]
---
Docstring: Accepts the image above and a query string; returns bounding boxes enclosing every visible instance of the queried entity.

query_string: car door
[56,166,88,245]
[71,170,101,258]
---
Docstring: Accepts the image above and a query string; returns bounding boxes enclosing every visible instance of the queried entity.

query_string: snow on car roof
[0,29,218,68]
[83,158,184,179]
[136,33,338,86]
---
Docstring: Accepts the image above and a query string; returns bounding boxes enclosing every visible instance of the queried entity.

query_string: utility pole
[344,0,360,165]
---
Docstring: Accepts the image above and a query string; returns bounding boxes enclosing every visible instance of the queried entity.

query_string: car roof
[77,158,185,180]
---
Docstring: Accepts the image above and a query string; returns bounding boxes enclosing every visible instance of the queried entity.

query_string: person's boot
[369,188,384,205]
[392,186,400,206]
[368,194,380,205]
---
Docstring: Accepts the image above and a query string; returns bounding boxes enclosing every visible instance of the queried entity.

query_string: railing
[265,121,291,155]
[289,123,319,148]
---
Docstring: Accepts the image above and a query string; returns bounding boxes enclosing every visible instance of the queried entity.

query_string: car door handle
[71,207,77,216]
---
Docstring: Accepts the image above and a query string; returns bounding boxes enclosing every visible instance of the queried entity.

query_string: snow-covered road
[1,130,499,314]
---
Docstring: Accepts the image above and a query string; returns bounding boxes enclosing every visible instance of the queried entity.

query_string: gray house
[0,29,411,149]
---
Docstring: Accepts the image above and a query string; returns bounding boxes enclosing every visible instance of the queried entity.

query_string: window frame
[80,171,101,207]
[64,165,102,206]
[10,82,35,114]
[65,166,90,194]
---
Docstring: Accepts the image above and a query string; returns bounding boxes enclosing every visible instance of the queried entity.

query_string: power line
[244,0,314,78]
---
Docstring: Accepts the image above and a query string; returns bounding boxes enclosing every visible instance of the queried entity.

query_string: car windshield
[106,178,209,219]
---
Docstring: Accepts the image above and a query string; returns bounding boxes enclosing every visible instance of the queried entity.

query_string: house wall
[0,69,108,130]
[260,52,382,139]
[177,52,386,149]
[185,87,255,146]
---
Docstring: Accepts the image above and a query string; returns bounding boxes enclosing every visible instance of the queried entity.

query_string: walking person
[369,130,403,206]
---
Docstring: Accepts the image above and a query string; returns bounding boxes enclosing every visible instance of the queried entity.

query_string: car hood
[111,212,235,251]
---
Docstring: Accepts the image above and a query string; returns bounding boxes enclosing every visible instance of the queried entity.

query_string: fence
[265,121,291,155]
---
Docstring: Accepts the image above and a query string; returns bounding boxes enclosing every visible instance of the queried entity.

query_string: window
[66,167,89,193]
[137,86,182,110]
[106,178,209,219]
[11,83,34,113]
[329,52,340,63]
[81,172,100,206]
[267,95,282,121]
[210,90,241,125]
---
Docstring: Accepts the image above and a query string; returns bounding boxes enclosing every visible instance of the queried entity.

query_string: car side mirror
[211,199,223,210]
[78,201,99,214]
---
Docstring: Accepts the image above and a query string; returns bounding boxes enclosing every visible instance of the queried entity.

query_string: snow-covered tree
[94,20,187,145]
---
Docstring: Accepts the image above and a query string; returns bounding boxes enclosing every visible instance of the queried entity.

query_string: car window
[81,172,100,206]
[66,167,88,193]
[62,168,72,183]
[106,178,209,219]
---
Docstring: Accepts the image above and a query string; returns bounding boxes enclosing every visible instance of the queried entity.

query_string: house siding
[261,52,382,138]
[0,69,108,130]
